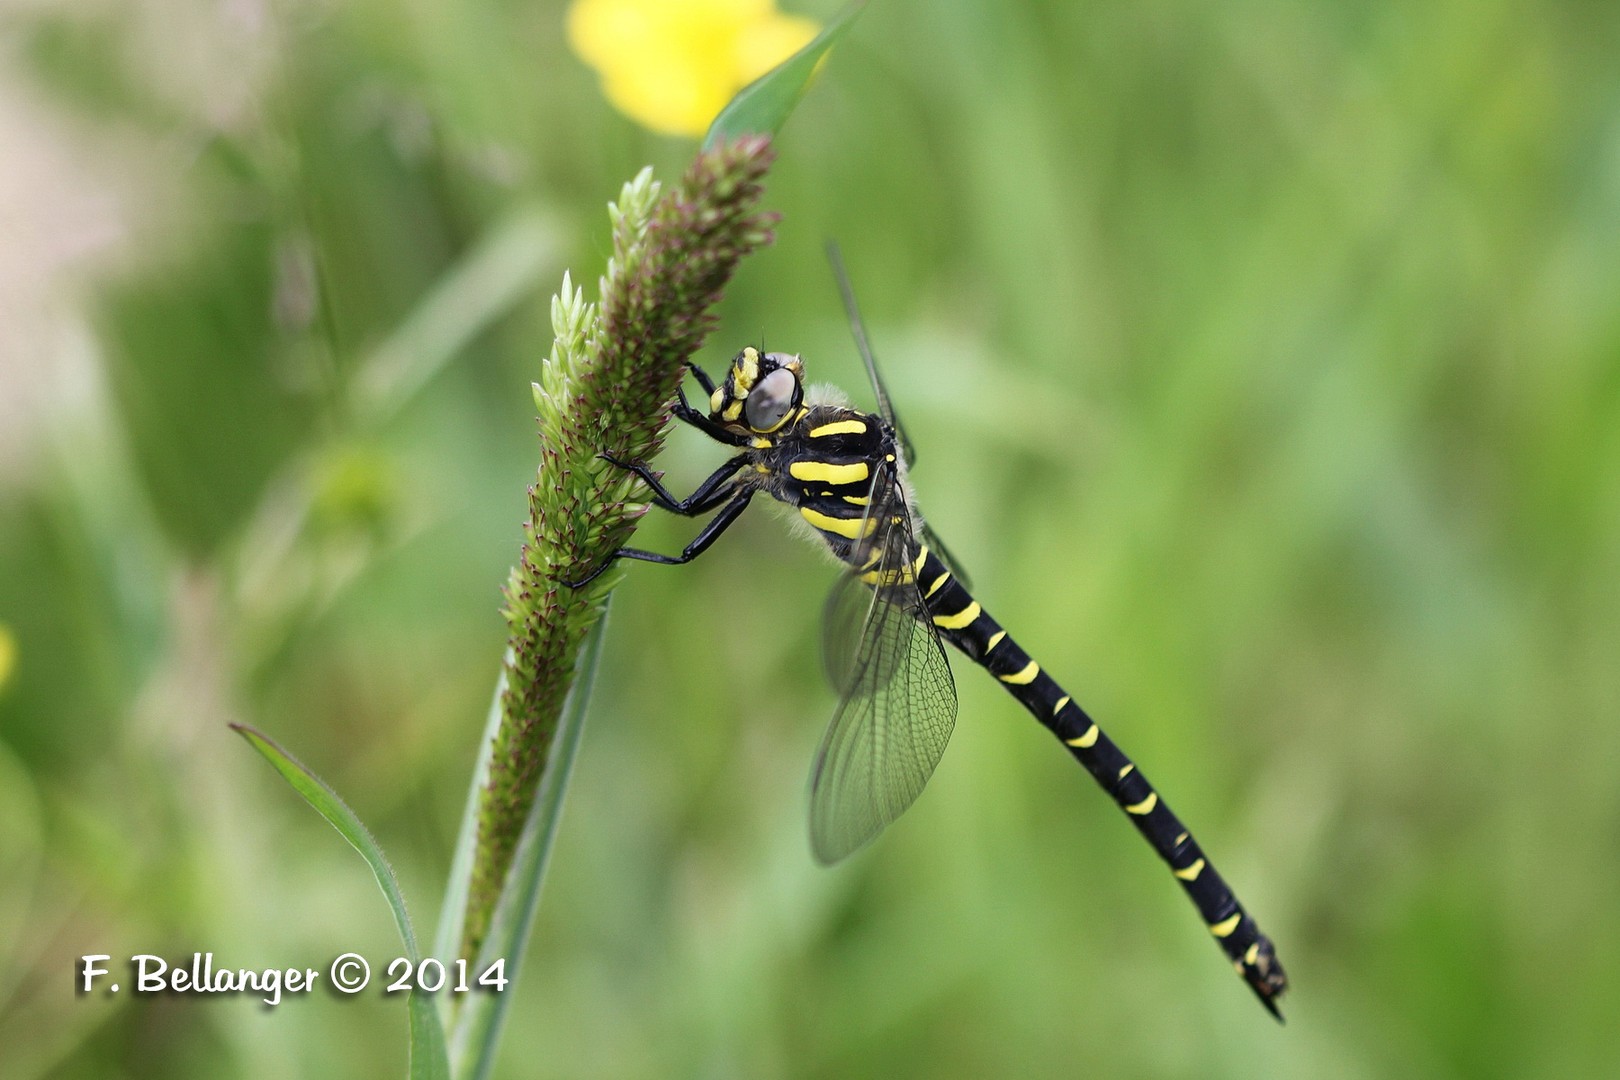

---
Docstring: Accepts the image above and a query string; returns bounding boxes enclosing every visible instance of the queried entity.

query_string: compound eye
[745,367,798,432]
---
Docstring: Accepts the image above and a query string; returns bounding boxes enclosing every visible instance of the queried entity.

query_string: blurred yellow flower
[0,623,14,694]
[568,0,819,137]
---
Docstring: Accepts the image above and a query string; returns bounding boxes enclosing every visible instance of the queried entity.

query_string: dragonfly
[572,248,1290,1020]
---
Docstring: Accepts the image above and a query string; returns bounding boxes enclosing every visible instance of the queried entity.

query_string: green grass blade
[449,605,610,1080]
[703,0,866,150]
[232,724,451,1080]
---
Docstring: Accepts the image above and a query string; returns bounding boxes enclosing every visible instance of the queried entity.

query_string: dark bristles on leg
[564,451,748,588]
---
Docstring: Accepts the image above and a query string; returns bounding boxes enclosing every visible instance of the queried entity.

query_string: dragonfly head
[709,347,805,435]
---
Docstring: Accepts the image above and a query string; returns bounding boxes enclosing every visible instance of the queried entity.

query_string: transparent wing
[827,242,971,591]
[818,461,915,704]
[827,242,918,467]
[819,463,897,694]
[810,470,958,865]
[820,572,869,697]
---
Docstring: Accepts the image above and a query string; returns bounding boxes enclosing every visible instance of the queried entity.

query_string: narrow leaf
[449,606,610,1080]
[703,0,866,150]
[233,724,451,1080]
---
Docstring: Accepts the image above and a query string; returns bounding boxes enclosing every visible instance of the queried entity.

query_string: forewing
[820,570,869,697]
[818,460,920,705]
[827,242,918,467]
[820,467,889,694]
[809,487,958,865]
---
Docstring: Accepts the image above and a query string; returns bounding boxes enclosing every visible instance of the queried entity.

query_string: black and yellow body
[913,544,1288,1017]
[580,338,1288,1020]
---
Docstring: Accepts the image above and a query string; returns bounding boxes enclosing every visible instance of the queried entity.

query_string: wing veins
[810,465,958,864]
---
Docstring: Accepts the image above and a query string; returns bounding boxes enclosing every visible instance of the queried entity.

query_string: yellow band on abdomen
[1125,792,1158,815]
[932,601,981,630]
[998,660,1039,685]
[1173,858,1205,882]
[1065,724,1099,748]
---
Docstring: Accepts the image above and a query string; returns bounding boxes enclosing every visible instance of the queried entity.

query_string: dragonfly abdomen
[911,544,1290,1018]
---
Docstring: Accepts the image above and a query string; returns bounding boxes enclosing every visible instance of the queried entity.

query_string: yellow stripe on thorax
[788,460,869,485]
[799,506,876,540]
[809,419,867,438]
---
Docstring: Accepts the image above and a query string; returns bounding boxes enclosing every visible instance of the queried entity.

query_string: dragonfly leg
[603,452,745,515]
[685,361,718,395]
[673,384,747,445]
[564,490,756,588]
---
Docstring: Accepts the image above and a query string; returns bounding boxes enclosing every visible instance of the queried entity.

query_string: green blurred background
[2,0,1618,1076]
